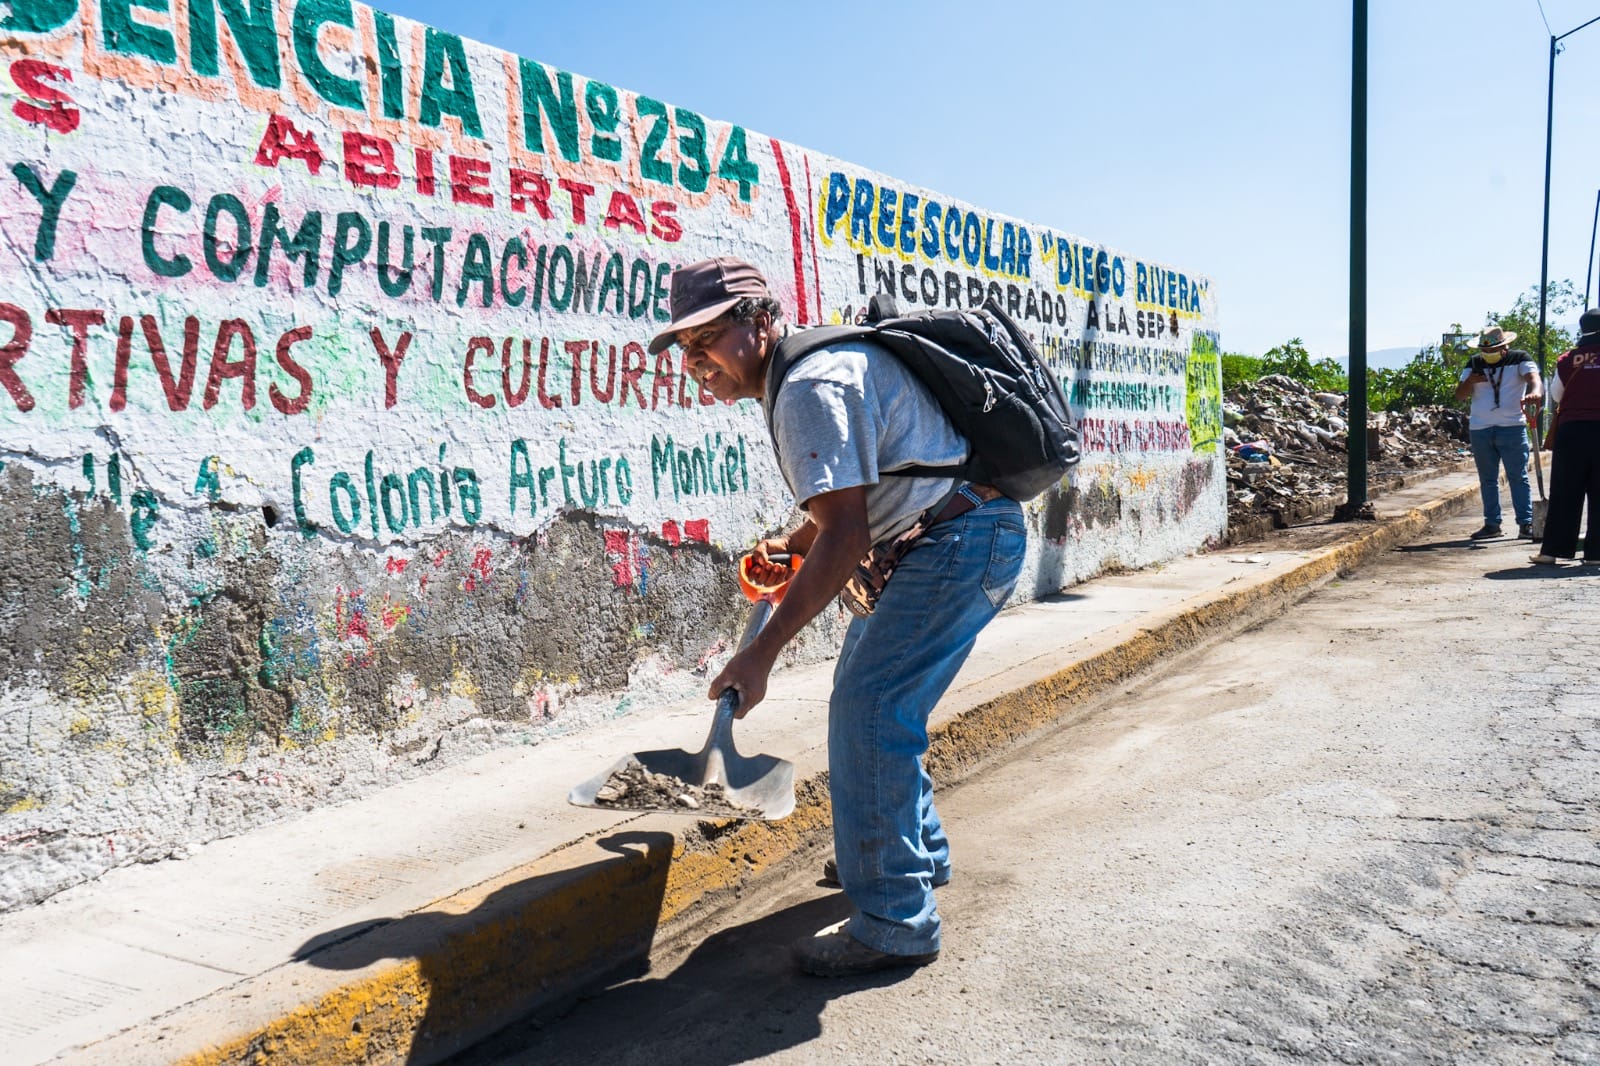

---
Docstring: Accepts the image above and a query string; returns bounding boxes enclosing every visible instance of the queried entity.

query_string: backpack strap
[763,324,978,484]
[765,325,874,404]
[762,325,875,469]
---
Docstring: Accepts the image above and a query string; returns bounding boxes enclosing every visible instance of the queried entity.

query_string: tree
[1259,338,1348,393]
[1487,280,1577,371]
[1369,346,1458,410]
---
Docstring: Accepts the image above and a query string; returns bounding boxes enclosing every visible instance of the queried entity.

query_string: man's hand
[706,493,866,717]
[707,644,776,719]
[744,537,795,589]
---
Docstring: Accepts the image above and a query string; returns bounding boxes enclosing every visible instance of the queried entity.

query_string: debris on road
[1223,374,1470,535]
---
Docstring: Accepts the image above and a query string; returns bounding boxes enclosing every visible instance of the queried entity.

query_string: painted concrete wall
[0,0,1223,909]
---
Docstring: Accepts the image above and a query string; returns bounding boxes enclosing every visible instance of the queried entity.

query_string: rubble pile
[1223,374,1470,535]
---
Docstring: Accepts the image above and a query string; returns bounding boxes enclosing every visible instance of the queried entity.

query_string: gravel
[592,758,764,819]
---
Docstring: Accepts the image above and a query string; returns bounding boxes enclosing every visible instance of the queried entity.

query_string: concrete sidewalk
[5,469,1481,1066]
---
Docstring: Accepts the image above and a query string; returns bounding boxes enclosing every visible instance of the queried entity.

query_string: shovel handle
[711,595,777,722]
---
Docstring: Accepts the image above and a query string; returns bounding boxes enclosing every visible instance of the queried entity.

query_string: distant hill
[1336,346,1421,370]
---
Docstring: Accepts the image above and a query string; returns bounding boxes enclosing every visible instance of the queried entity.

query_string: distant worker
[649,258,1026,977]
[1454,325,1542,540]
[1530,309,1600,564]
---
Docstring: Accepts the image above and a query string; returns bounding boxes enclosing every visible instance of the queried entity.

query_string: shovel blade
[567,744,795,821]
[718,750,796,821]
[569,596,796,820]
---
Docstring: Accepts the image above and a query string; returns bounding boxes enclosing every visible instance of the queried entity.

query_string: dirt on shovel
[591,756,764,819]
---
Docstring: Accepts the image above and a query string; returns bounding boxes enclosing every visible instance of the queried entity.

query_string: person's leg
[1577,424,1600,560]
[1541,423,1585,558]
[918,761,952,887]
[1468,427,1502,532]
[825,501,1025,957]
[823,650,950,890]
[1497,424,1533,529]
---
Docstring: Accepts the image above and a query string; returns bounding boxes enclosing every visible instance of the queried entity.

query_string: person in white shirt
[1453,325,1543,539]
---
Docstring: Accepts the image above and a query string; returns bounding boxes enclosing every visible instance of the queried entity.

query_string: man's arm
[707,486,871,716]
[1453,369,1482,403]
[1522,365,1544,421]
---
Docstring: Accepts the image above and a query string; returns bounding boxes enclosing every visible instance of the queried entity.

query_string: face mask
[1481,350,1505,365]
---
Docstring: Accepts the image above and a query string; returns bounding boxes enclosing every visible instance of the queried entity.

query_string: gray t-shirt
[769,337,969,543]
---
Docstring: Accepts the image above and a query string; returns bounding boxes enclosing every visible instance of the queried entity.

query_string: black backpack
[764,295,1079,502]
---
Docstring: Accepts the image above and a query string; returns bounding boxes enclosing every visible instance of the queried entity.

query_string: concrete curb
[134,483,1477,1066]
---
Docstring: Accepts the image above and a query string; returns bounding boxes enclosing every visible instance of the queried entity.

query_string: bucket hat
[648,258,772,354]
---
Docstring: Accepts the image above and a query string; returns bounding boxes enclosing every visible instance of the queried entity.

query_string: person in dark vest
[648,258,1025,977]
[1531,308,1600,564]
[1453,325,1542,539]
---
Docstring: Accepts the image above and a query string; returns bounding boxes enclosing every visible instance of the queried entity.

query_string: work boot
[1517,523,1534,540]
[821,857,949,889]
[1469,523,1502,540]
[792,922,938,978]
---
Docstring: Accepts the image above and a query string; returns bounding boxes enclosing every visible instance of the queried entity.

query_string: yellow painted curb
[165,484,1478,1066]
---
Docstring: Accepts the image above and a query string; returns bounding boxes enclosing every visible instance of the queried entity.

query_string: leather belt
[930,482,1004,525]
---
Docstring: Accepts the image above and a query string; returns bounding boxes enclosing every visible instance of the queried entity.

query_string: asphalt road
[461,512,1600,1065]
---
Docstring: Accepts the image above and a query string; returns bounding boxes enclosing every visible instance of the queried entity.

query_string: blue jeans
[1468,424,1532,527]
[829,498,1026,956]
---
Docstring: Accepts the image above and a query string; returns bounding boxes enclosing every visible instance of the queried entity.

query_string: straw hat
[1476,325,1517,350]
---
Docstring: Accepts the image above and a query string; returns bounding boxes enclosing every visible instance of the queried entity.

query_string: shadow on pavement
[453,892,920,1066]
[1031,591,1090,605]
[1483,565,1600,580]
[1396,537,1492,552]
[292,830,675,1065]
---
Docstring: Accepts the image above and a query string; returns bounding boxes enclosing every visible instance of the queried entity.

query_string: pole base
[1333,500,1377,522]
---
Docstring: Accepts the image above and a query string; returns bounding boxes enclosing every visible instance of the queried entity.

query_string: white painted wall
[0,0,1223,908]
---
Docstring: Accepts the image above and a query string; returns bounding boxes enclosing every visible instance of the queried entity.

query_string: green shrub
[1233,338,1348,393]
[1369,347,1459,410]
[1489,281,1576,369]
[1219,282,1576,412]
[1264,340,1347,393]
[1220,352,1265,390]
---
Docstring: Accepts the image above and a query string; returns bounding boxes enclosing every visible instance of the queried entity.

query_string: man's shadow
[292,833,896,1065]
[292,831,678,1065]
[453,889,911,1066]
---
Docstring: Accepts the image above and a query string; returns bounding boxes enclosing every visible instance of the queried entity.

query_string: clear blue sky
[377,0,1600,361]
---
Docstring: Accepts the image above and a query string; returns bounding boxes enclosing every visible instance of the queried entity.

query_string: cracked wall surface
[1,0,1224,909]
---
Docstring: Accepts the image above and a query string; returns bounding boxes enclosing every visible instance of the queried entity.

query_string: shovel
[1529,418,1548,540]
[568,553,800,821]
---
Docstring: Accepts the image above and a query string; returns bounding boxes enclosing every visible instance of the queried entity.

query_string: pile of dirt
[592,757,763,819]
[1224,374,1471,535]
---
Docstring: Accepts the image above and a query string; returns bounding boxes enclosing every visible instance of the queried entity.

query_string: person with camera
[1453,325,1542,540]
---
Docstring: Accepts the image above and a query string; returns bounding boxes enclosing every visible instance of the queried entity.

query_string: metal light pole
[1538,15,1600,387]
[1587,189,1600,308]
[1340,0,1371,520]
